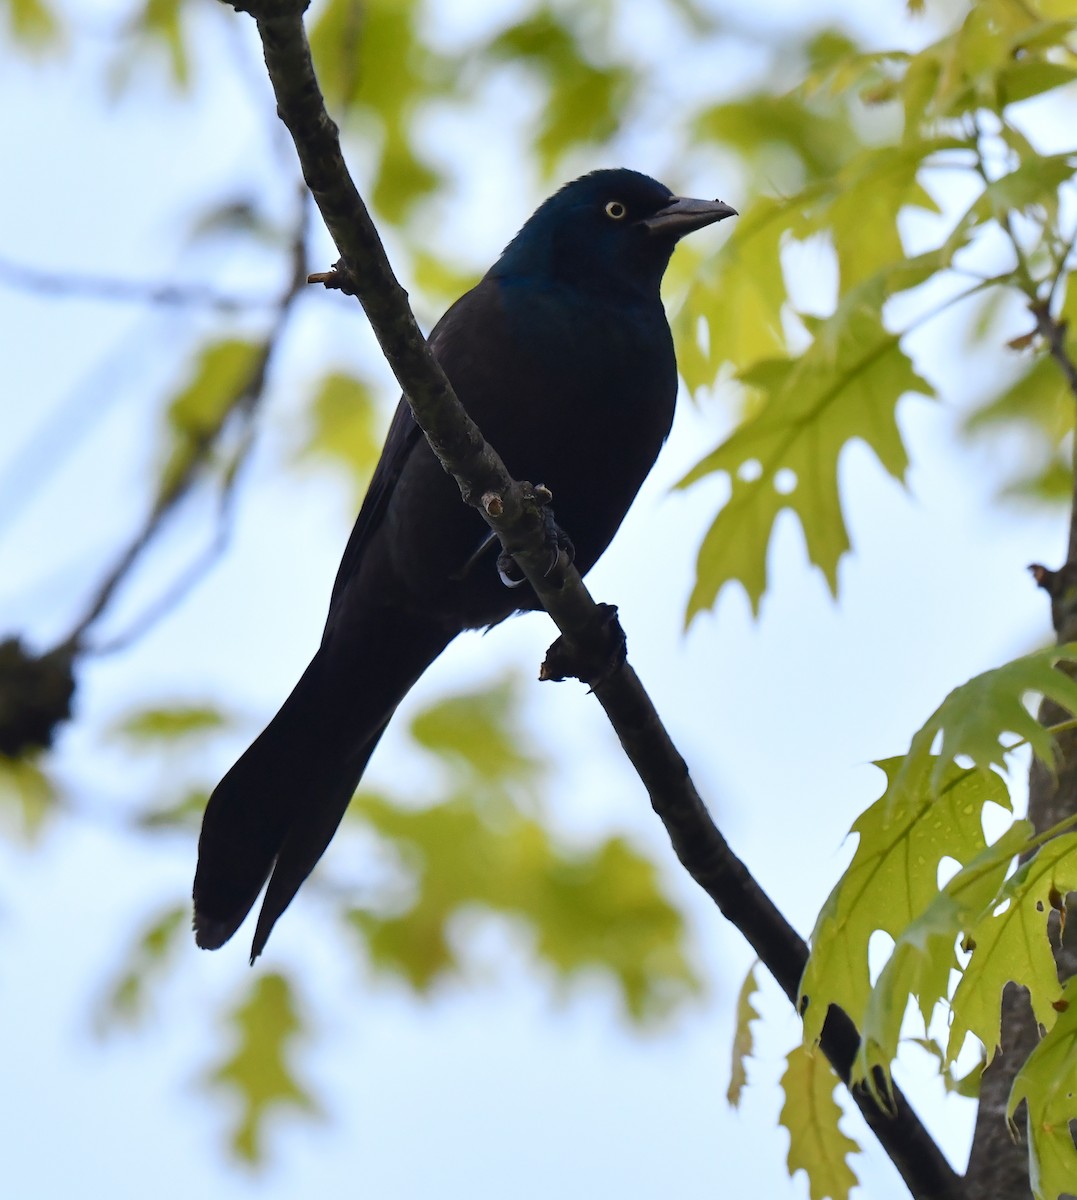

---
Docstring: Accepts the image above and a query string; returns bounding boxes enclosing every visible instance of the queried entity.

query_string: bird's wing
[323,282,497,626]
[325,395,423,618]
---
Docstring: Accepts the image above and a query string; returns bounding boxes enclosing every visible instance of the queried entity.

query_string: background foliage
[2,0,1076,1196]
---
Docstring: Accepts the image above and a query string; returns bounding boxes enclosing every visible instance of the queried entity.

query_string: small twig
[0,254,274,312]
[306,262,356,293]
[971,116,1051,305]
[1030,302,1077,401]
[89,495,236,658]
[1026,303,1077,563]
[1045,224,1077,313]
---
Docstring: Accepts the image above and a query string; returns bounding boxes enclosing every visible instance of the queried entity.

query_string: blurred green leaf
[828,140,948,287]
[207,974,320,1165]
[135,787,208,830]
[803,28,862,81]
[998,58,1077,106]
[985,154,1076,224]
[780,1043,860,1200]
[160,337,264,496]
[410,249,481,310]
[109,0,191,92]
[1000,454,1074,506]
[0,754,55,843]
[94,903,188,1034]
[295,371,382,504]
[140,0,188,86]
[963,303,1077,507]
[671,196,791,389]
[4,0,58,46]
[966,354,1073,443]
[350,793,698,1022]
[111,703,229,744]
[532,834,699,1021]
[309,0,445,220]
[485,9,633,175]
[898,1,1076,131]
[339,678,697,1018]
[694,92,854,187]
[408,675,544,793]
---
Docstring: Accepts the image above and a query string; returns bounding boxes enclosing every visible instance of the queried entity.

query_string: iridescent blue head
[489,168,737,298]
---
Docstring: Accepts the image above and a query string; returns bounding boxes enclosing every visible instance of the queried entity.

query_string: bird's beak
[641,196,738,238]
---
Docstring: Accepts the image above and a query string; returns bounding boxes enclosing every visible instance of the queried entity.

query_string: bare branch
[62,198,311,655]
[0,254,275,312]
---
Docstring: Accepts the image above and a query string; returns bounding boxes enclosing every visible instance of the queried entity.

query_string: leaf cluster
[798,646,1077,1199]
[5,0,1077,1193]
[673,2,1077,614]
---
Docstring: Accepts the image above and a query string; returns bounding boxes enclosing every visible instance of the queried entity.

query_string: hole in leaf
[937,855,961,890]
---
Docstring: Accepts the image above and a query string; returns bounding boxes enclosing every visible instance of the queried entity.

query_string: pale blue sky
[1,1,1069,1197]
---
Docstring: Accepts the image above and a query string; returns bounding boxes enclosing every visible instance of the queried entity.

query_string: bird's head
[490,168,737,297]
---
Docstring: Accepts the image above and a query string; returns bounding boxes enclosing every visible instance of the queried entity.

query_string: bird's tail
[192,612,452,959]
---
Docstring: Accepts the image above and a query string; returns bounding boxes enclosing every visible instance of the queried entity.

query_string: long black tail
[193,611,453,959]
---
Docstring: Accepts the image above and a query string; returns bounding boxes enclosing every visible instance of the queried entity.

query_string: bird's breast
[459,279,678,565]
[371,277,679,630]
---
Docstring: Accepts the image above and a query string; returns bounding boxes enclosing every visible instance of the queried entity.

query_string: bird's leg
[496,483,575,588]
[539,602,626,687]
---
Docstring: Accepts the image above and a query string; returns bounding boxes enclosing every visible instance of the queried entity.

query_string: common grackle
[193,168,736,959]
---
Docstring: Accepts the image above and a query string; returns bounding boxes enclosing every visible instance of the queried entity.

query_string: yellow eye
[605,200,627,220]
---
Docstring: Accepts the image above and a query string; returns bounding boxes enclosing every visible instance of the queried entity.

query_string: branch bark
[226,2,966,1196]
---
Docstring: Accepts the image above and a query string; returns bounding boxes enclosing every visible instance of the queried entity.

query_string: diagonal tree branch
[58,202,311,658]
[224,2,966,1197]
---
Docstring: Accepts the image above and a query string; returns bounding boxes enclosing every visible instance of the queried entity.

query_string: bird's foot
[539,603,626,687]
[497,486,574,588]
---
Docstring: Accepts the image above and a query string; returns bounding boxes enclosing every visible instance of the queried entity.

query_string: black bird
[193,168,736,959]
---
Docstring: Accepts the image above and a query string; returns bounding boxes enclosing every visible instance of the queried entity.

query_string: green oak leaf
[728,963,762,1107]
[853,822,1033,1095]
[780,1043,860,1200]
[948,833,1077,1064]
[901,645,1077,792]
[681,278,933,616]
[801,758,1009,1047]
